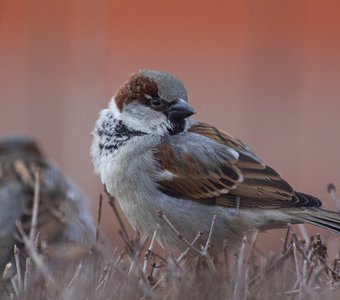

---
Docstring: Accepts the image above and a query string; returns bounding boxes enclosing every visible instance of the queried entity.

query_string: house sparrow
[0,136,95,271]
[91,70,340,253]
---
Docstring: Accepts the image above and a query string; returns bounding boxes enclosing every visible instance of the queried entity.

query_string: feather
[154,122,322,210]
[0,137,95,269]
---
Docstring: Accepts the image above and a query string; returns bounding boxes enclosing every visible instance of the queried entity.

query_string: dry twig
[96,194,103,244]
[29,169,41,243]
[328,183,340,212]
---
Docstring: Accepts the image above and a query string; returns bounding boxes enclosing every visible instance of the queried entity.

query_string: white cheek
[120,102,172,135]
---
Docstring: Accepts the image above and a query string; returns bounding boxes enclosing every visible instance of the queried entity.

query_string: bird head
[111,69,195,135]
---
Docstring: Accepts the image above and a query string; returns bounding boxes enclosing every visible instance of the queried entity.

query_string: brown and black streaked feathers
[154,122,321,209]
[0,137,67,242]
[0,136,95,269]
[155,132,243,202]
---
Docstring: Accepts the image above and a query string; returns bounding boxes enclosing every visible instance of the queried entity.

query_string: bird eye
[150,98,164,110]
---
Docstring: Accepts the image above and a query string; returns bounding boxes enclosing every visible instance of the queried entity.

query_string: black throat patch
[167,119,186,135]
[96,113,147,154]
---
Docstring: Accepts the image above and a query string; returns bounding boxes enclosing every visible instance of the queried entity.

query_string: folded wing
[154,122,321,209]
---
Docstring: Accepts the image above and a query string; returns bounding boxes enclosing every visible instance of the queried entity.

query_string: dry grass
[1,188,340,300]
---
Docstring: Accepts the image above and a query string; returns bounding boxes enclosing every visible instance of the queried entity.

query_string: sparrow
[91,70,340,253]
[0,136,95,271]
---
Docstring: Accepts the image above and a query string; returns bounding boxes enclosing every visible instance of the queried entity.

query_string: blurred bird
[0,136,95,271]
[91,70,340,253]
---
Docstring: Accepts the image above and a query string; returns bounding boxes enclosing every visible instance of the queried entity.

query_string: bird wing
[154,122,320,209]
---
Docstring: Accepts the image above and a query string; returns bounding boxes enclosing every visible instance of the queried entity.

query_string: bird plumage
[0,136,95,270]
[91,70,340,253]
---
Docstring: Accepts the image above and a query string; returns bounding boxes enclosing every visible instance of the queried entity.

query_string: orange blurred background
[1,0,340,252]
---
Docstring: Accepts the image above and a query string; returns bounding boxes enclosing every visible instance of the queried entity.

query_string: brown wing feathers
[155,122,321,210]
[190,123,296,202]
[155,137,242,201]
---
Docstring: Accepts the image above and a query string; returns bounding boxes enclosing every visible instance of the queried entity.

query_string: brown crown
[115,73,159,111]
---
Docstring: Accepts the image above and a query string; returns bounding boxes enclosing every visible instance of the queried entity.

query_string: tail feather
[290,208,340,235]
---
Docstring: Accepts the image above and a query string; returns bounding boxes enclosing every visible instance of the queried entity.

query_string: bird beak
[167,99,195,120]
